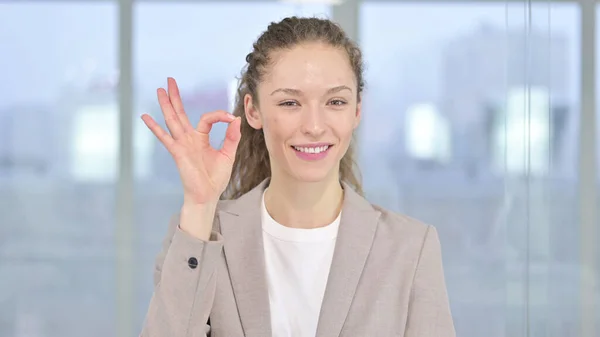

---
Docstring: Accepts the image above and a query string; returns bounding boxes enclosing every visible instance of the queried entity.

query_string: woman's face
[244,42,361,184]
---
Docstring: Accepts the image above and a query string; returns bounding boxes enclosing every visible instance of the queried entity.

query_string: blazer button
[188,257,198,269]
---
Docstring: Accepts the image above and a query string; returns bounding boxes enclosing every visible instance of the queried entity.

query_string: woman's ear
[244,93,263,130]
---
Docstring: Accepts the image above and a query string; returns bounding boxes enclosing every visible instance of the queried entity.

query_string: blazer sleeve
[140,214,224,337]
[404,225,456,337]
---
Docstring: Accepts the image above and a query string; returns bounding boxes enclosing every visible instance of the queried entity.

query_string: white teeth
[293,145,330,154]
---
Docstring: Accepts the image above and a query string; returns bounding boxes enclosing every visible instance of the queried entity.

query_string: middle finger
[157,88,185,139]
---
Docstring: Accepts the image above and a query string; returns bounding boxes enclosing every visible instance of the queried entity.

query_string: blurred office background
[0,0,597,336]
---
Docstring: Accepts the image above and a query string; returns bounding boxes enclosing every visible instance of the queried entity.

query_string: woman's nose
[300,106,326,137]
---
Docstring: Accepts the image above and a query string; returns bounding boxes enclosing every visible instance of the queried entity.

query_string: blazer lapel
[315,182,381,337]
[218,180,271,337]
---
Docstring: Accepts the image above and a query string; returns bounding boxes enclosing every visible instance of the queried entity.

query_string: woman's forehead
[261,44,356,91]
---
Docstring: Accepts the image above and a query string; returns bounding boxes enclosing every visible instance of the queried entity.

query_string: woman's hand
[141,77,242,206]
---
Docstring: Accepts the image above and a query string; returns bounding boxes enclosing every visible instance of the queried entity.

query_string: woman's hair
[222,16,365,200]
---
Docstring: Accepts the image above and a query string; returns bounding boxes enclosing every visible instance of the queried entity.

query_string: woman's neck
[264,173,344,229]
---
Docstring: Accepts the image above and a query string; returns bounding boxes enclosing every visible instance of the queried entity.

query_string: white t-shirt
[261,189,341,337]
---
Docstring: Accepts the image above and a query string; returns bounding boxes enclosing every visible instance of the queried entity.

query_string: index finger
[196,110,237,134]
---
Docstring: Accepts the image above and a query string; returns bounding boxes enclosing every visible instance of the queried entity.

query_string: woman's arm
[140,213,223,337]
[404,225,456,337]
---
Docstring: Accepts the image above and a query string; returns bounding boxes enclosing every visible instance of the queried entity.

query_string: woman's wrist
[179,201,218,241]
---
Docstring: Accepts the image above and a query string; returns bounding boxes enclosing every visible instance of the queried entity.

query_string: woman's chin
[291,167,337,184]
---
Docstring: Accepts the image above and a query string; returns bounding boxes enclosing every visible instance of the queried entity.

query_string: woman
[140,16,455,337]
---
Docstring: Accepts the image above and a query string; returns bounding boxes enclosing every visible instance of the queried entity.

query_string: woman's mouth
[291,144,333,161]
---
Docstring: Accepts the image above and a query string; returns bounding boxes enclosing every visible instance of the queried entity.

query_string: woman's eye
[279,101,298,107]
[329,99,347,106]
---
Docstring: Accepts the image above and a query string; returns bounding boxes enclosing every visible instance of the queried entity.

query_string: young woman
[140,16,455,337]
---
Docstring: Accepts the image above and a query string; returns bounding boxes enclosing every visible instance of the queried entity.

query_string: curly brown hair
[222,16,365,200]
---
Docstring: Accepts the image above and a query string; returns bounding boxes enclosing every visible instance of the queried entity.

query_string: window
[0,3,117,336]
[359,3,580,336]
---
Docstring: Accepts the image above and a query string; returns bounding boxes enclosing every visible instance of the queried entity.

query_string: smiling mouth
[291,145,332,154]
[290,144,333,161]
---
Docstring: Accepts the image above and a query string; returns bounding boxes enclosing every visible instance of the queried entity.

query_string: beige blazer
[140,179,455,337]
